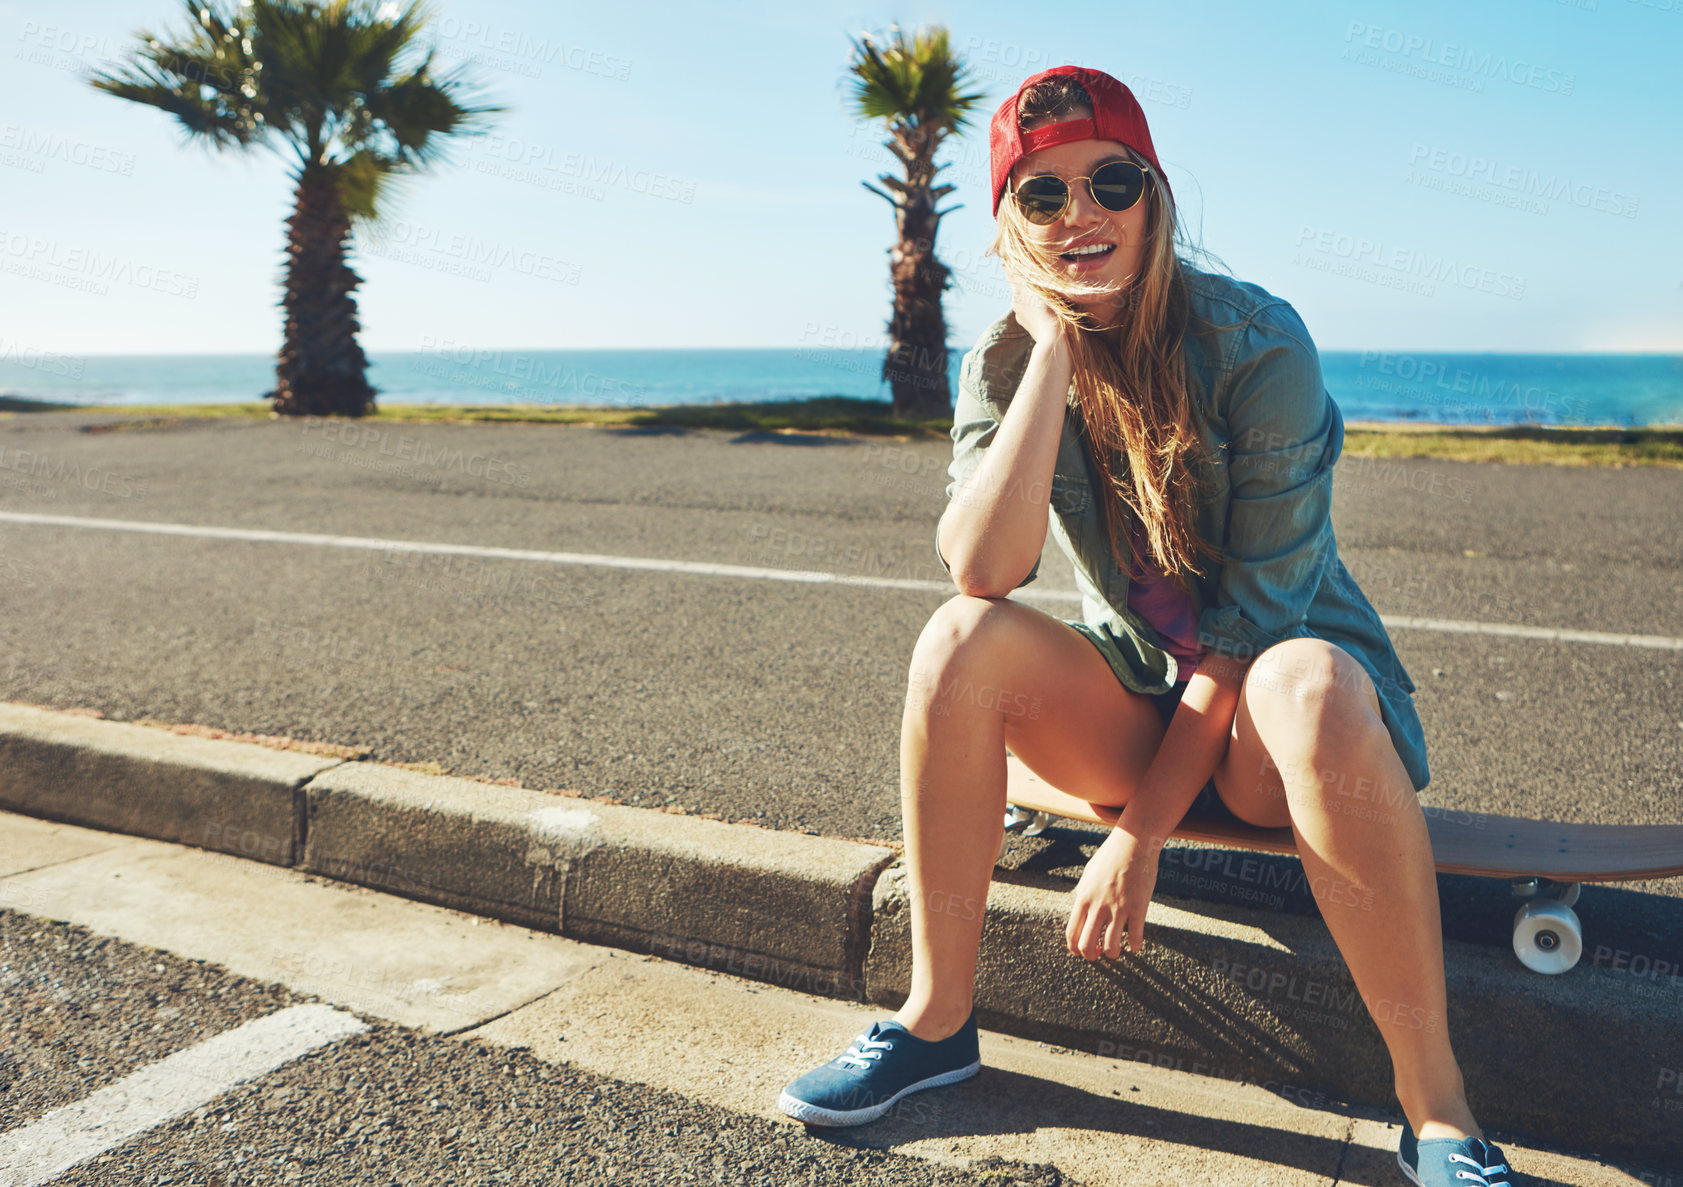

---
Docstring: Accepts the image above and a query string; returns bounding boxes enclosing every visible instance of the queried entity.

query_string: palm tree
[89,0,504,417]
[846,26,985,420]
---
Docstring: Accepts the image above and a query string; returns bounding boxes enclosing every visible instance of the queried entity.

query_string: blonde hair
[987,77,1226,600]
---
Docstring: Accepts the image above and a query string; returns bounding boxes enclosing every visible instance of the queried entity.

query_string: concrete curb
[301,760,896,993]
[0,703,338,864]
[3,701,1679,1164]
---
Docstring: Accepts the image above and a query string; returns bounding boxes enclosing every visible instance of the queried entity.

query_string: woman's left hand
[1067,826,1163,959]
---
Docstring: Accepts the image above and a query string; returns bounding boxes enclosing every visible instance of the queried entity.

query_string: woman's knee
[1244,641,1401,809]
[1245,638,1382,745]
[911,595,1013,672]
[906,595,1032,715]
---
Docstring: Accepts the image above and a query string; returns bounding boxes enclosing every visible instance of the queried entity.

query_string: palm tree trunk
[884,194,953,420]
[879,119,953,422]
[269,163,377,417]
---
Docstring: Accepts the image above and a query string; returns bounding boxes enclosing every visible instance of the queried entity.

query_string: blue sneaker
[1399,1127,1522,1186]
[777,1011,981,1126]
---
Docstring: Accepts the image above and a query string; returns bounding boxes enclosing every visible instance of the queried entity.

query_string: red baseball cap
[988,65,1174,218]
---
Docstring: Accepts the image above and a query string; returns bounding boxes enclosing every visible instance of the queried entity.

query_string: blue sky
[2,0,1679,356]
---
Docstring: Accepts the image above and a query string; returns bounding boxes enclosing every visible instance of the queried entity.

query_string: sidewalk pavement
[7,810,1670,1186]
[2,700,1681,1175]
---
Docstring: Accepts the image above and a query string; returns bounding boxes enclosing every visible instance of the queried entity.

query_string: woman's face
[1008,118,1153,319]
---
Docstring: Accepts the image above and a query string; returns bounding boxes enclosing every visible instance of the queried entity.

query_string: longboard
[1001,751,1683,974]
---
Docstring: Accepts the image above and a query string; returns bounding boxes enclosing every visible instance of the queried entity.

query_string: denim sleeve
[1195,304,1341,663]
[935,345,1040,588]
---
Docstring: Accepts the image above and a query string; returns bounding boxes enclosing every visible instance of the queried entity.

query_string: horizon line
[19,346,1683,360]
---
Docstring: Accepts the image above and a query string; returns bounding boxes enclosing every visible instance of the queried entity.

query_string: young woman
[780,66,1520,1187]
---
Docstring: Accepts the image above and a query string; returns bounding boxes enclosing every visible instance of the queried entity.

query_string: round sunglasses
[1009,159,1153,225]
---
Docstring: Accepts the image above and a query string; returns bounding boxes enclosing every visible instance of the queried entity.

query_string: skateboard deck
[1001,752,1683,973]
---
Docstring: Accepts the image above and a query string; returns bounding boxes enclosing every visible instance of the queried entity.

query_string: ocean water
[1,346,1678,428]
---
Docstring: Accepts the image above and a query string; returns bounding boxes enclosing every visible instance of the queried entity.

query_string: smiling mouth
[1060,243,1116,262]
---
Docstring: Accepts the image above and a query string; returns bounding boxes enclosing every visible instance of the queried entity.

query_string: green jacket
[938,265,1430,793]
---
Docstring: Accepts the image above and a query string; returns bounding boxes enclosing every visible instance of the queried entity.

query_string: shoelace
[834,1032,894,1070]
[1446,1150,1512,1186]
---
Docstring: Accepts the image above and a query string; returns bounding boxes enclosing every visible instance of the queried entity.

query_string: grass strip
[3,395,1679,466]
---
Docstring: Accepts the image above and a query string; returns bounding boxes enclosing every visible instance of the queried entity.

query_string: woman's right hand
[1005,263,1068,350]
[1067,824,1164,959]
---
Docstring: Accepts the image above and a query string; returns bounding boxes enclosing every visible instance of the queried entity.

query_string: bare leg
[889,659,1005,1040]
[1217,641,1479,1140]
[889,595,1164,1041]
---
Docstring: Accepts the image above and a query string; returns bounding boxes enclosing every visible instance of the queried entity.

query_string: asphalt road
[0,406,1679,878]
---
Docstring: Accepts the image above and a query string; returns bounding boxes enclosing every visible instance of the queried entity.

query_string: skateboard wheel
[1512,900,1583,974]
[1555,882,1581,908]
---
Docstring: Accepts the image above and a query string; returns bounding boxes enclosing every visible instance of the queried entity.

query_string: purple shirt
[1126,513,1205,684]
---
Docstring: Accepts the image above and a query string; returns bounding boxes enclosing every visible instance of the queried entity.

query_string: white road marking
[0,1004,366,1187]
[1378,615,1683,650]
[2,509,1679,650]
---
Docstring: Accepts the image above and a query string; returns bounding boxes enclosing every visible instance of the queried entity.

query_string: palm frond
[88,69,253,149]
[362,48,506,172]
[846,25,986,134]
[91,0,507,220]
[335,146,401,222]
[88,0,264,148]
